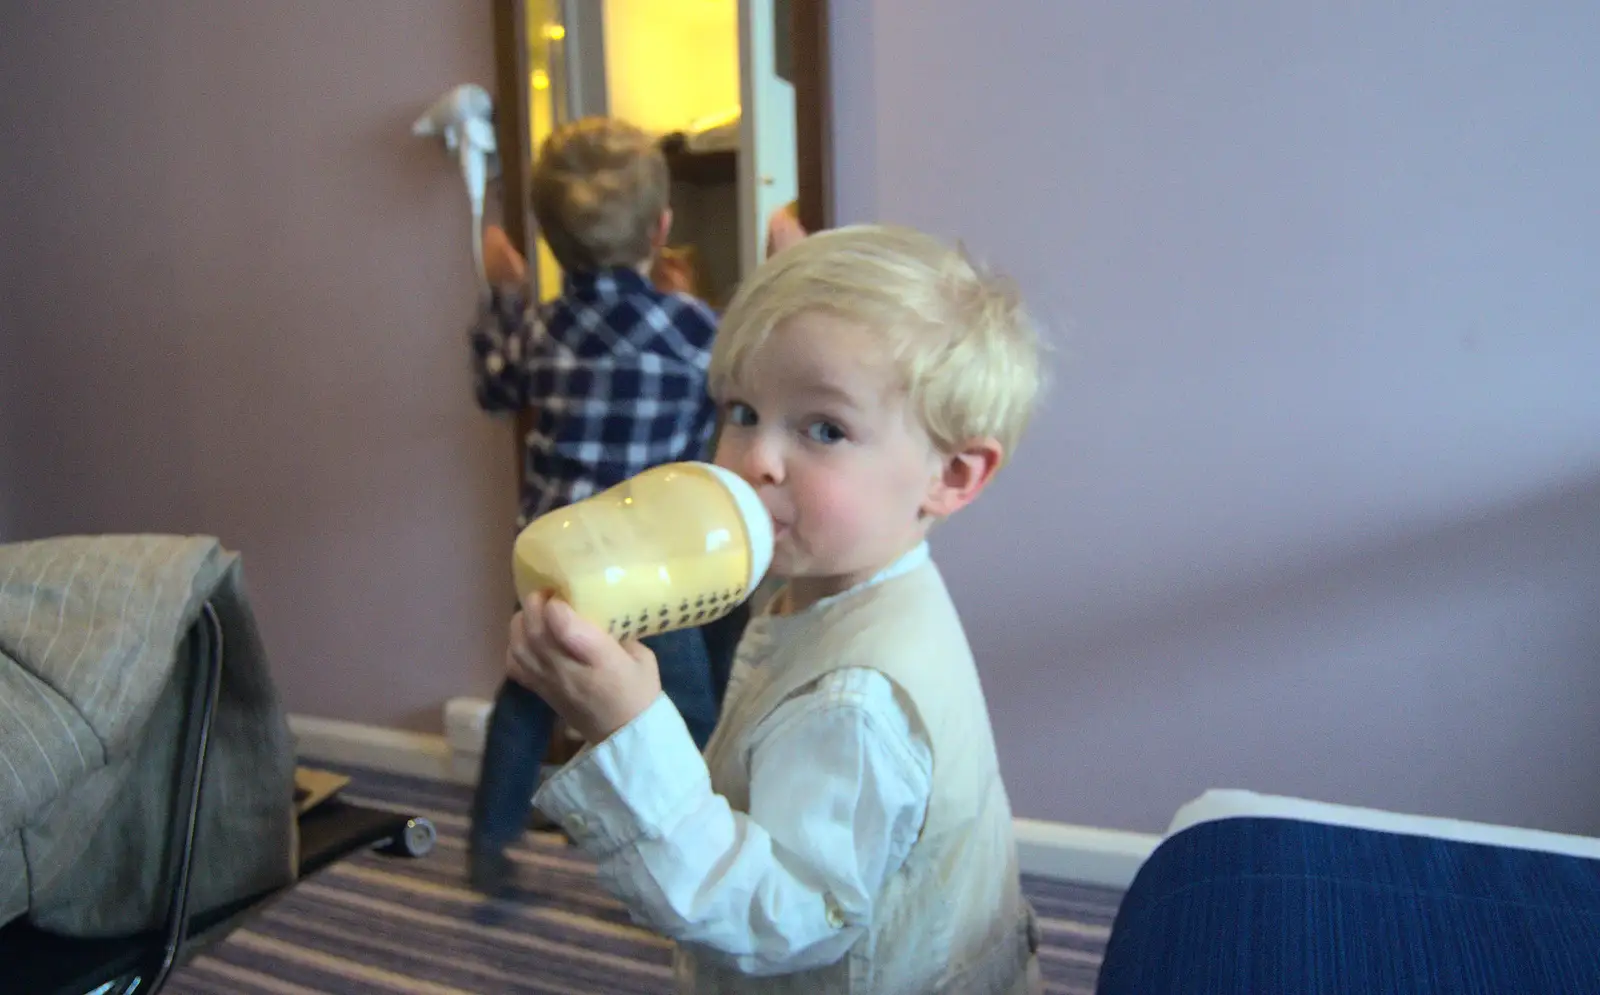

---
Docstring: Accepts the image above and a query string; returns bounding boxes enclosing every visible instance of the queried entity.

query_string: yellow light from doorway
[544,24,566,41]
[531,69,550,91]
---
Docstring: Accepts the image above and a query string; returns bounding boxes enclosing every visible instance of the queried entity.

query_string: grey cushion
[0,535,297,936]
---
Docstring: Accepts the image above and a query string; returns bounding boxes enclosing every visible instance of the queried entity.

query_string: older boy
[463,117,722,893]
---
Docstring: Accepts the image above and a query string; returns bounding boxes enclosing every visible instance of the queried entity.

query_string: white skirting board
[288,707,1161,890]
[1012,818,1159,889]
[288,714,466,784]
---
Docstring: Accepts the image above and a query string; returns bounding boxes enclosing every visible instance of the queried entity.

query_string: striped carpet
[166,765,1122,994]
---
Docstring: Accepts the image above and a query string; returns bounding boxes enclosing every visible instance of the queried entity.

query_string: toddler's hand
[765,203,807,258]
[482,224,528,288]
[506,592,662,744]
[651,251,695,295]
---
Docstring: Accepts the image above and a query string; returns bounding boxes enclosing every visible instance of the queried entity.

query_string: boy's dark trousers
[468,624,722,860]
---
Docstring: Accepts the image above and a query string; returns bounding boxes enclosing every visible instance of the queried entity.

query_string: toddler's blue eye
[806,421,846,444]
[726,402,758,426]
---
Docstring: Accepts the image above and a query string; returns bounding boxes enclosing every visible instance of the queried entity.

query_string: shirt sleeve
[679,293,719,355]
[533,669,933,976]
[468,286,537,412]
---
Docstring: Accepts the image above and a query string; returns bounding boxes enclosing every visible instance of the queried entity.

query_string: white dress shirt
[534,546,936,976]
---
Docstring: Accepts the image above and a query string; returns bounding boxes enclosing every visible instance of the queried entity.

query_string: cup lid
[697,463,773,594]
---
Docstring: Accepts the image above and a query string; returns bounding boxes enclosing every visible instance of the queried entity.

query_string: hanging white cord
[413,84,497,303]
[462,139,491,301]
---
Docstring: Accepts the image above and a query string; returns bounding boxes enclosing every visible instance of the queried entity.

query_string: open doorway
[603,0,750,306]
[491,0,832,308]
[485,0,832,764]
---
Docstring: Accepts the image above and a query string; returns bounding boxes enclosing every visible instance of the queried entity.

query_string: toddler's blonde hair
[710,225,1044,463]
[531,117,669,273]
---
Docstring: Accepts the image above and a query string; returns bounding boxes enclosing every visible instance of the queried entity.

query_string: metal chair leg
[138,602,226,995]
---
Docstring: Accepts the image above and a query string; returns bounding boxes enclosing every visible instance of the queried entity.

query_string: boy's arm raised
[465,223,537,412]
[466,285,537,412]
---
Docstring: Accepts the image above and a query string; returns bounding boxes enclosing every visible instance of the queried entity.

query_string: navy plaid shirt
[470,268,719,528]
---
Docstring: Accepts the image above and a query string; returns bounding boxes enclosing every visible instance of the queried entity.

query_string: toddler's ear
[922,439,1002,519]
[652,208,674,250]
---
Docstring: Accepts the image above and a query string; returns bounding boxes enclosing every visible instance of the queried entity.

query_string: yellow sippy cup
[512,462,774,640]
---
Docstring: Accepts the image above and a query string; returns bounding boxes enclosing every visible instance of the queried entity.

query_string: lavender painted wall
[4,1,1597,836]
[1,82,19,538]
[1,203,15,539]
[832,2,1600,832]
[0,2,517,730]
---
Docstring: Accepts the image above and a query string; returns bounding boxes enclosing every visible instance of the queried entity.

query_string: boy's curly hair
[531,117,669,273]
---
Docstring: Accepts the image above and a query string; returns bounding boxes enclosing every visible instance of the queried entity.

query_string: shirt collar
[760,542,933,620]
[825,542,931,607]
[563,266,654,297]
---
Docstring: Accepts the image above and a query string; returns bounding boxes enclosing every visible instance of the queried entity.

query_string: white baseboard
[1013,818,1158,889]
[288,714,466,785]
[289,708,1161,889]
